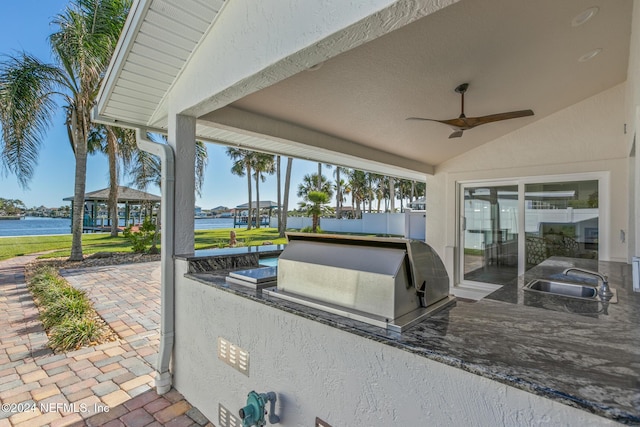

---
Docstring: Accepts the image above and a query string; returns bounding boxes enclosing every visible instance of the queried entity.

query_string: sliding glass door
[524,180,599,270]
[460,177,600,286]
[462,184,519,284]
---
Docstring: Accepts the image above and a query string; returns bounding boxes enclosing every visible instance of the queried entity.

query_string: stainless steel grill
[265,233,455,332]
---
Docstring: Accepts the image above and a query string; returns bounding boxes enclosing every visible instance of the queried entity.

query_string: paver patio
[0,255,213,427]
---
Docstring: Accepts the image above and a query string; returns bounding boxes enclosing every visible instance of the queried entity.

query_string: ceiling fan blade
[406,117,468,129]
[407,83,534,138]
[463,109,534,128]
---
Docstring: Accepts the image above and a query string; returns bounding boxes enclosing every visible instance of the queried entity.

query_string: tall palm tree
[88,125,136,236]
[251,153,275,229]
[369,173,385,213]
[0,0,130,260]
[388,176,396,213]
[227,148,255,230]
[279,157,293,237]
[333,166,349,218]
[347,169,368,218]
[317,162,332,191]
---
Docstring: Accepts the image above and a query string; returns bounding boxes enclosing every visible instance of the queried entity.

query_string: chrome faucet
[563,267,614,300]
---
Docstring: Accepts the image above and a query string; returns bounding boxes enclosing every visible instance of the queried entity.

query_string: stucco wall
[172,261,616,426]
[426,84,629,271]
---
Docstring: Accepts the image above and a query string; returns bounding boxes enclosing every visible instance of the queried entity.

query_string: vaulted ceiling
[97,0,633,179]
[220,0,631,168]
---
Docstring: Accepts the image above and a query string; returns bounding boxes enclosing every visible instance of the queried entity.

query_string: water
[0,216,237,237]
[0,217,71,237]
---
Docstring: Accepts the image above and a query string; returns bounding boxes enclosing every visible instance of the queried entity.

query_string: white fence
[271,210,427,240]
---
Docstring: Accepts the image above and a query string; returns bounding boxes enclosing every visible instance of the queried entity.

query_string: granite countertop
[186,257,640,424]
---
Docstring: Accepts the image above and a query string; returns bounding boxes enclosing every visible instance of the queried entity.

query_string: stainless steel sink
[525,279,597,299]
[524,279,617,303]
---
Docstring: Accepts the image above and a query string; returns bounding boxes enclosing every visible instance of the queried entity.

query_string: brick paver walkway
[0,256,212,427]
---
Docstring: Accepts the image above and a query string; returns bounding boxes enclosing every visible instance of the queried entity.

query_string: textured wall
[172,263,615,426]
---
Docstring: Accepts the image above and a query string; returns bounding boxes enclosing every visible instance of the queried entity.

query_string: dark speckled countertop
[186,256,640,424]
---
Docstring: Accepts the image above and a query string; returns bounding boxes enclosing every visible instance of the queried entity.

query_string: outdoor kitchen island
[174,244,639,426]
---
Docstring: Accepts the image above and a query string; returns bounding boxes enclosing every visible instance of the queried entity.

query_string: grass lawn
[0,227,287,261]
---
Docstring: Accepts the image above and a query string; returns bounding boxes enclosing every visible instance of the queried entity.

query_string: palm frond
[0,52,63,187]
[195,140,208,196]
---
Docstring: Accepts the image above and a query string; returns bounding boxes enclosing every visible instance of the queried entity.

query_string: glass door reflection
[463,185,519,284]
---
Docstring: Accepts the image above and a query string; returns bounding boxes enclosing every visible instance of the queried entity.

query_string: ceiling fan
[407,83,534,139]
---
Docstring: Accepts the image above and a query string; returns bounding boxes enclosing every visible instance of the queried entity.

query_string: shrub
[49,318,102,351]
[42,296,90,329]
[123,217,159,253]
[27,264,109,352]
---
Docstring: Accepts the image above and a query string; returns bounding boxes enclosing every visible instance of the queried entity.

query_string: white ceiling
[214,0,632,170]
[97,0,633,180]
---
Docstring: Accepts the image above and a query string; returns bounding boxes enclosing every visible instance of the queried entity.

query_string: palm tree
[227,148,255,229]
[299,190,331,233]
[251,153,275,229]
[317,163,332,191]
[298,173,333,201]
[333,166,349,218]
[0,0,130,260]
[88,125,136,236]
[369,173,385,213]
[279,157,293,237]
[128,133,207,193]
[128,132,208,205]
[397,179,413,211]
[388,176,396,213]
[347,169,368,218]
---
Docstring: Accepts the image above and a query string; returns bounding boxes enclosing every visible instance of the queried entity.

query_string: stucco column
[168,113,196,255]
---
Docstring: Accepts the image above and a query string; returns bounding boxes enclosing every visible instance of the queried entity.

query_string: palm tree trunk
[335,167,341,218]
[255,171,261,229]
[280,157,293,238]
[276,156,281,231]
[389,177,396,213]
[107,127,119,236]
[246,164,252,230]
[69,110,86,261]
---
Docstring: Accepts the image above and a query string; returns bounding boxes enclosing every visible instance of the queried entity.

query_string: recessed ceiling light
[578,48,602,62]
[572,7,599,27]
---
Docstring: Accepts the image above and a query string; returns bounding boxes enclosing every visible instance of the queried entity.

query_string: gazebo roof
[235,201,279,209]
[64,186,161,203]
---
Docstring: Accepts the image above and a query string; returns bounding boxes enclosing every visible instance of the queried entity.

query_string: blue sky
[0,0,317,210]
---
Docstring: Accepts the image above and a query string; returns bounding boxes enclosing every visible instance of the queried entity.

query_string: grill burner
[265,233,455,332]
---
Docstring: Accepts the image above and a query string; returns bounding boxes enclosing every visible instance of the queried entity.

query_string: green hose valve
[239,391,280,427]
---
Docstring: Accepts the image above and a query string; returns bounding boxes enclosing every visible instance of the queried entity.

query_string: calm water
[0,216,236,237]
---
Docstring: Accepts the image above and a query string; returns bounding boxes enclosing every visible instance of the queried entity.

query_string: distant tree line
[0,198,26,216]
[225,149,426,234]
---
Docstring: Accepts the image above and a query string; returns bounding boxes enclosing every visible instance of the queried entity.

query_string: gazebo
[64,186,161,232]
[233,200,279,228]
